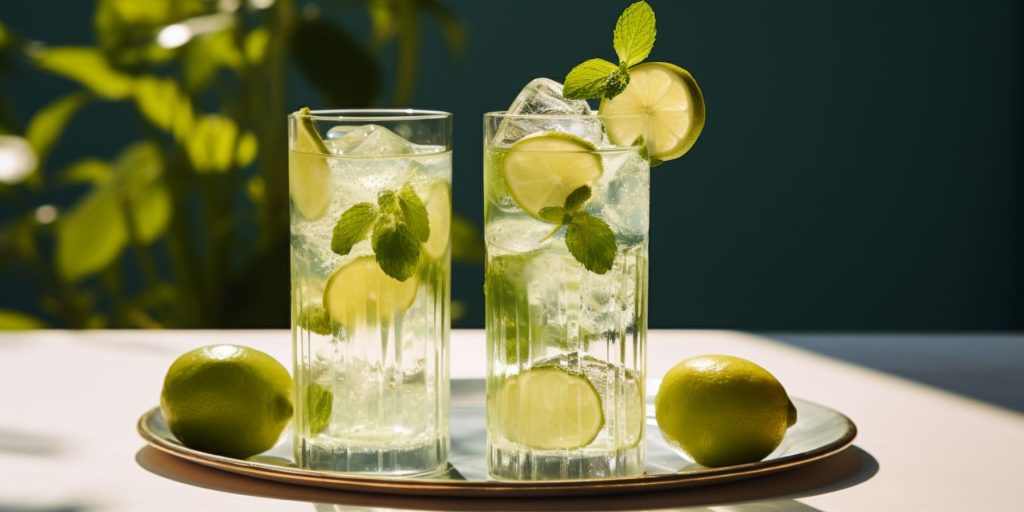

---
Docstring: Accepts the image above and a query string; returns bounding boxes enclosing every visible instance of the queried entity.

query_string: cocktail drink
[484,80,650,480]
[288,109,452,475]
[483,0,705,480]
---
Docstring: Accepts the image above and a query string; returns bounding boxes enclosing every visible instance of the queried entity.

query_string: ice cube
[326,124,416,156]
[494,78,605,146]
[508,78,592,116]
[592,151,649,242]
[484,215,559,256]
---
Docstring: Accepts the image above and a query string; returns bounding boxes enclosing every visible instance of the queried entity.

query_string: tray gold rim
[137,390,857,497]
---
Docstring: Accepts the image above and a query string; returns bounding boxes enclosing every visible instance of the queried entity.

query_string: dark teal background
[3,1,1022,329]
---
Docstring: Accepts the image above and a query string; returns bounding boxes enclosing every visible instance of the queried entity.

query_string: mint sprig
[305,382,333,434]
[563,1,656,100]
[330,183,429,281]
[538,185,617,274]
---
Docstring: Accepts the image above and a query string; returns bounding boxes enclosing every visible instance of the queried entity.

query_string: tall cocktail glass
[484,107,649,480]
[289,109,452,475]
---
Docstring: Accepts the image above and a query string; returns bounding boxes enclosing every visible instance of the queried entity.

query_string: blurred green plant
[0,0,480,329]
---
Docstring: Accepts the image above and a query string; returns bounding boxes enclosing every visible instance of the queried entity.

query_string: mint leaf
[564,58,619,100]
[331,202,378,256]
[397,184,430,242]
[613,1,656,67]
[564,185,592,212]
[565,212,617,274]
[305,383,333,434]
[297,304,332,335]
[539,206,567,224]
[603,67,630,99]
[372,219,420,281]
[377,190,399,213]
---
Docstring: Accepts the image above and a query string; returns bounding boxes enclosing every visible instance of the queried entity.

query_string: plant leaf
[186,114,251,173]
[112,142,169,244]
[134,76,193,134]
[563,58,619,100]
[289,19,379,107]
[565,212,617,274]
[31,47,135,99]
[234,131,258,168]
[181,31,242,92]
[398,185,429,242]
[25,91,91,161]
[59,158,113,185]
[56,186,127,281]
[372,220,420,281]
[564,185,592,212]
[244,28,270,65]
[613,1,657,67]
[0,310,46,330]
[331,202,378,256]
[450,214,484,262]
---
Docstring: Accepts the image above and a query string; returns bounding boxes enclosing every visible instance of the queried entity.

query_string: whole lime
[160,344,293,458]
[655,355,797,468]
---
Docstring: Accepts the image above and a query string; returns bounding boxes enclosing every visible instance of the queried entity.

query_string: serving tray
[137,378,856,497]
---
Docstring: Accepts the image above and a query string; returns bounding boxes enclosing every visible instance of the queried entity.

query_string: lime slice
[290,107,331,219]
[622,373,644,448]
[501,133,602,218]
[322,256,419,327]
[599,62,706,162]
[422,182,451,259]
[490,367,604,450]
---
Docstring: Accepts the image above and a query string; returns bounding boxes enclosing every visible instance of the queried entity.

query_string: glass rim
[484,110,649,121]
[291,108,453,122]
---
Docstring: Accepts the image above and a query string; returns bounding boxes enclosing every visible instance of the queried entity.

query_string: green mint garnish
[372,217,421,281]
[563,59,624,100]
[565,212,617,274]
[398,185,430,243]
[538,185,617,274]
[305,382,333,434]
[297,304,332,335]
[613,1,657,67]
[330,183,429,282]
[331,202,378,256]
[563,1,656,100]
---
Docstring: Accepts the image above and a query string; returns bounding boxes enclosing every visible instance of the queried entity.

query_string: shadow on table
[135,445,877,511]
[764,333,1024,413]
[0,428,65,457]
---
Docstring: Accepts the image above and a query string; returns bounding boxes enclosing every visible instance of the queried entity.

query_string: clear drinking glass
[483,112,649,480]
[289,109,452,475]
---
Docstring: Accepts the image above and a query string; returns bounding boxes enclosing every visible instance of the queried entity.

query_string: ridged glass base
[296,436,448,476]
[488,442,644,480]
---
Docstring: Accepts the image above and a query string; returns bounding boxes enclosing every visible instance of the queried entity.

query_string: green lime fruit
[500,132,602,219]
[655,354,797,468]
[160,344,293,459]
[489,366,605,450]
[599,62,706,162]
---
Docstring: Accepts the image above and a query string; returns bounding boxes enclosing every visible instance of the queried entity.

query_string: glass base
[487,442,644,480]
[296,436,448,476]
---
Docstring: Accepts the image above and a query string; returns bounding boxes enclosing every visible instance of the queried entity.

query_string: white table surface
[1,330,1021,511]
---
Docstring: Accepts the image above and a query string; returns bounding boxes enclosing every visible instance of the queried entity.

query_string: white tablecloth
[1,330,1021,511]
